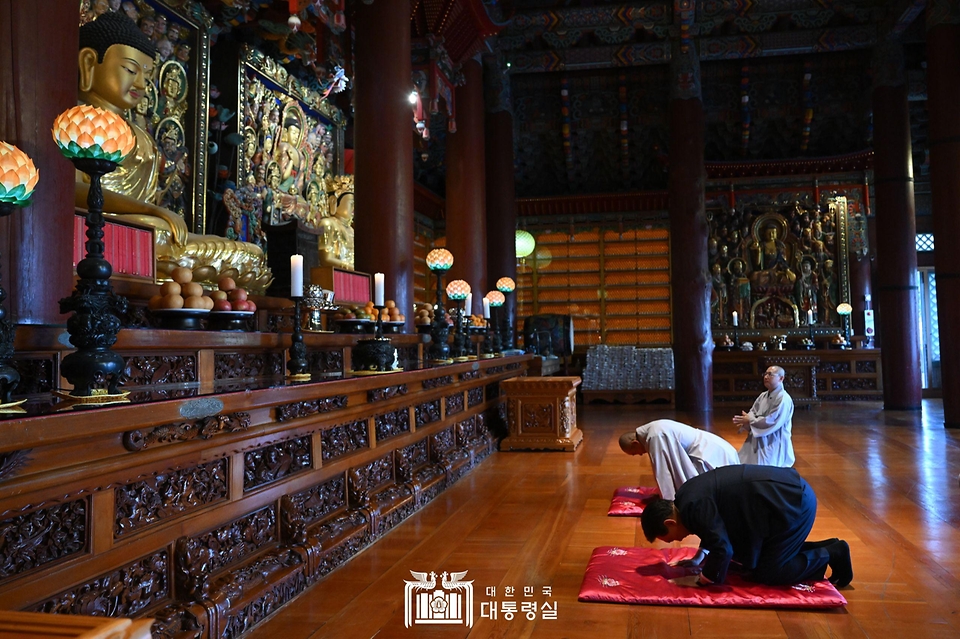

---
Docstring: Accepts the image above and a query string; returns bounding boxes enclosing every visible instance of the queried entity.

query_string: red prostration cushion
[607,486,660,516]
[579,546,847,608]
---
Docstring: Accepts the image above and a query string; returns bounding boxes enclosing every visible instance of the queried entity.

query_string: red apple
[211,290,228,301]
[228,288,248,302]
[246,300,257,312]
[231,299,250,312]
[213,299,232,312]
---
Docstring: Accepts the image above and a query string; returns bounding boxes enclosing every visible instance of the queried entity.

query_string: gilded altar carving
[276,395,348,422]
[709,195,851,330]
[115,458,228,537]
[34,550,169,618]
[445,392,465,416]
[375,408,410,442]
[321,420,369,461]
[415,400,441,427]
[0,499,87,583]
[123,411,251,451]
[243,436,312,490]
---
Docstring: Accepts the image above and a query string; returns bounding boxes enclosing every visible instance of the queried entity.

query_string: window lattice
[929,271,940,362]
[916,233,935,252]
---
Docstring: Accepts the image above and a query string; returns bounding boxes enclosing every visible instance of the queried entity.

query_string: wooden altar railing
[0,327,529,638]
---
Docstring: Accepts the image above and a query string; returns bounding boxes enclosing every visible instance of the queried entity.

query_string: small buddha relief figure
[318,175,355,270]
[76,12,271,290]
[749,220,796,288]
[794,256,819,322]
[820,259,838,324]
[728,257,751,324]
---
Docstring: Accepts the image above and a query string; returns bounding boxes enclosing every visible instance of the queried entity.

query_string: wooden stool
[500,376,583,451]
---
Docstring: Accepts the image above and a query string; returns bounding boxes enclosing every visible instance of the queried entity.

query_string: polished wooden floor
[246,400,960,639]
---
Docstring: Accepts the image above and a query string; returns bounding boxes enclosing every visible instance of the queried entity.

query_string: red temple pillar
[926,1,960,426]
[446,59,487,303]
[668,43,712,412]
[0,0,77,325]
[484,56,517,344]
[871,37,922,410]
[353,0,414,324]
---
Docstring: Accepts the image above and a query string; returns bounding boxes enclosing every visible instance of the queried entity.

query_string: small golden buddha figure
[76,12,271,290]
[317,175,354,270]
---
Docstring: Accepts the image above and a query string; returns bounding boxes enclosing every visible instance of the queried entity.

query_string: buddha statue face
[79,43,155,113]
[764,226,778,242]
[336,193,354,223]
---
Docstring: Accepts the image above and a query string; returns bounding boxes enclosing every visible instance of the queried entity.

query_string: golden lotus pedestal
[500,376,582,452]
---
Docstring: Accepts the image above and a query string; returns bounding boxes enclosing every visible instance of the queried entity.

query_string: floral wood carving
[321,420,369,461]
[214,352,284,379]
[430,428,456,456]
[456,416,477,445]
[832,378,877,390]
[115,459,228,538]
[276,395,348,422]
[12,357,54,395]
[486,382,500,401]
[279,495,307,546]
[375,408,410,442]
[308,349,344,373]
[290,476,347,525]
[422,375,453,390]
[243,436,313,490]
[467,387,483,407]
[174,536,215,603]
[367,384,407,403]
[714,362,754,375]
[123,412,252,451]
[505,363,521,371]
[414,400,441,427]
[348,455,394,506]
[119,354,198,386]
[0,448,31,482]
[485,365,505,375]
[460,370,480,381]
[187,507,276,575]
[445,392,464,416]
[150,602,203,639]
[222,565,306,639]
[0,498,87,583]
[34,550,169,618]
[856,360,877,373]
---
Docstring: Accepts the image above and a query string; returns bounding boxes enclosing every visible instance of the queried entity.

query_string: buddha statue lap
[76,13,272,291]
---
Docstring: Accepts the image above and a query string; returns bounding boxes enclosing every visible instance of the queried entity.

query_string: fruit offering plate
[208,310,255,332]
[381,321,405,334]
[335,319,374,334]
[150,308,210,330]
[209,310,255,316]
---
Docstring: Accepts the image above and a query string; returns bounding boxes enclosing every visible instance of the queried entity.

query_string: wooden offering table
[500,377,583,452]
[0,327,530,639]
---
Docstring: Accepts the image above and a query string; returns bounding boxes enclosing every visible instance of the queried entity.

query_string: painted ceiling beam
[879,0,927,37]
[507,25,877,73]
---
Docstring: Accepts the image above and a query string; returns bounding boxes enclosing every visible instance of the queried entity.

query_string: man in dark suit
[640,465,853,588]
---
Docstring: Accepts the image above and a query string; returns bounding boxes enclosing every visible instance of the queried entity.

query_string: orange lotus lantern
[52,105,135,163]
[0,142,39,208]
[487,290,506,307]
[496,277,516,294]
[445,279,471,301]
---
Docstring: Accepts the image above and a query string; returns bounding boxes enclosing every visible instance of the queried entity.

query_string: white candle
[290,254,303,297]
[482,298,490,319]
[373,272,384,306]
[732,311,738,327]
[465,293,473,315]
[807,309,814,325]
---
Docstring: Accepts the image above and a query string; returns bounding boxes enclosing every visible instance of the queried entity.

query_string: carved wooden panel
[445,392,464,416]
[460,370,480,381]
[291,476,347,525]
[119,354,198,386]
[856,360,877,373]
[243,436,313,491]
[124,412,251,451]
[467,386,483,407]
[321,420,369,461]
[414,400,441,427]
[395,440,428,482]
[367,384,407,403]
[313,511,370,577]
[817,378,828,390]
[422,375,453,390]
[348,455,394,506]
[521,403,554,432]
[0,499,87,583]
[12,356,55,395]
[214,352,284,380]
[188,507,276,575]
[832,378,878,390]
[308,349,344,373]
[430,427,456,456]
[375,408,410,442]
[486,365,505,375]
[819,360,851,374]
[505,363,522,371]
[735,379,765,391]
[0,449,31,482]
[276,395,348,422]
[456,416,477,445]
[33,550,169,618]
[222,567,306,639]
[115,459,228,538]
[396,345,419,366]
[486,382,500,401]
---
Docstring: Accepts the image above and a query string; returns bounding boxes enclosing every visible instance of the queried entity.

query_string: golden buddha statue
[76,13,271,291]
[317,175,354,270]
